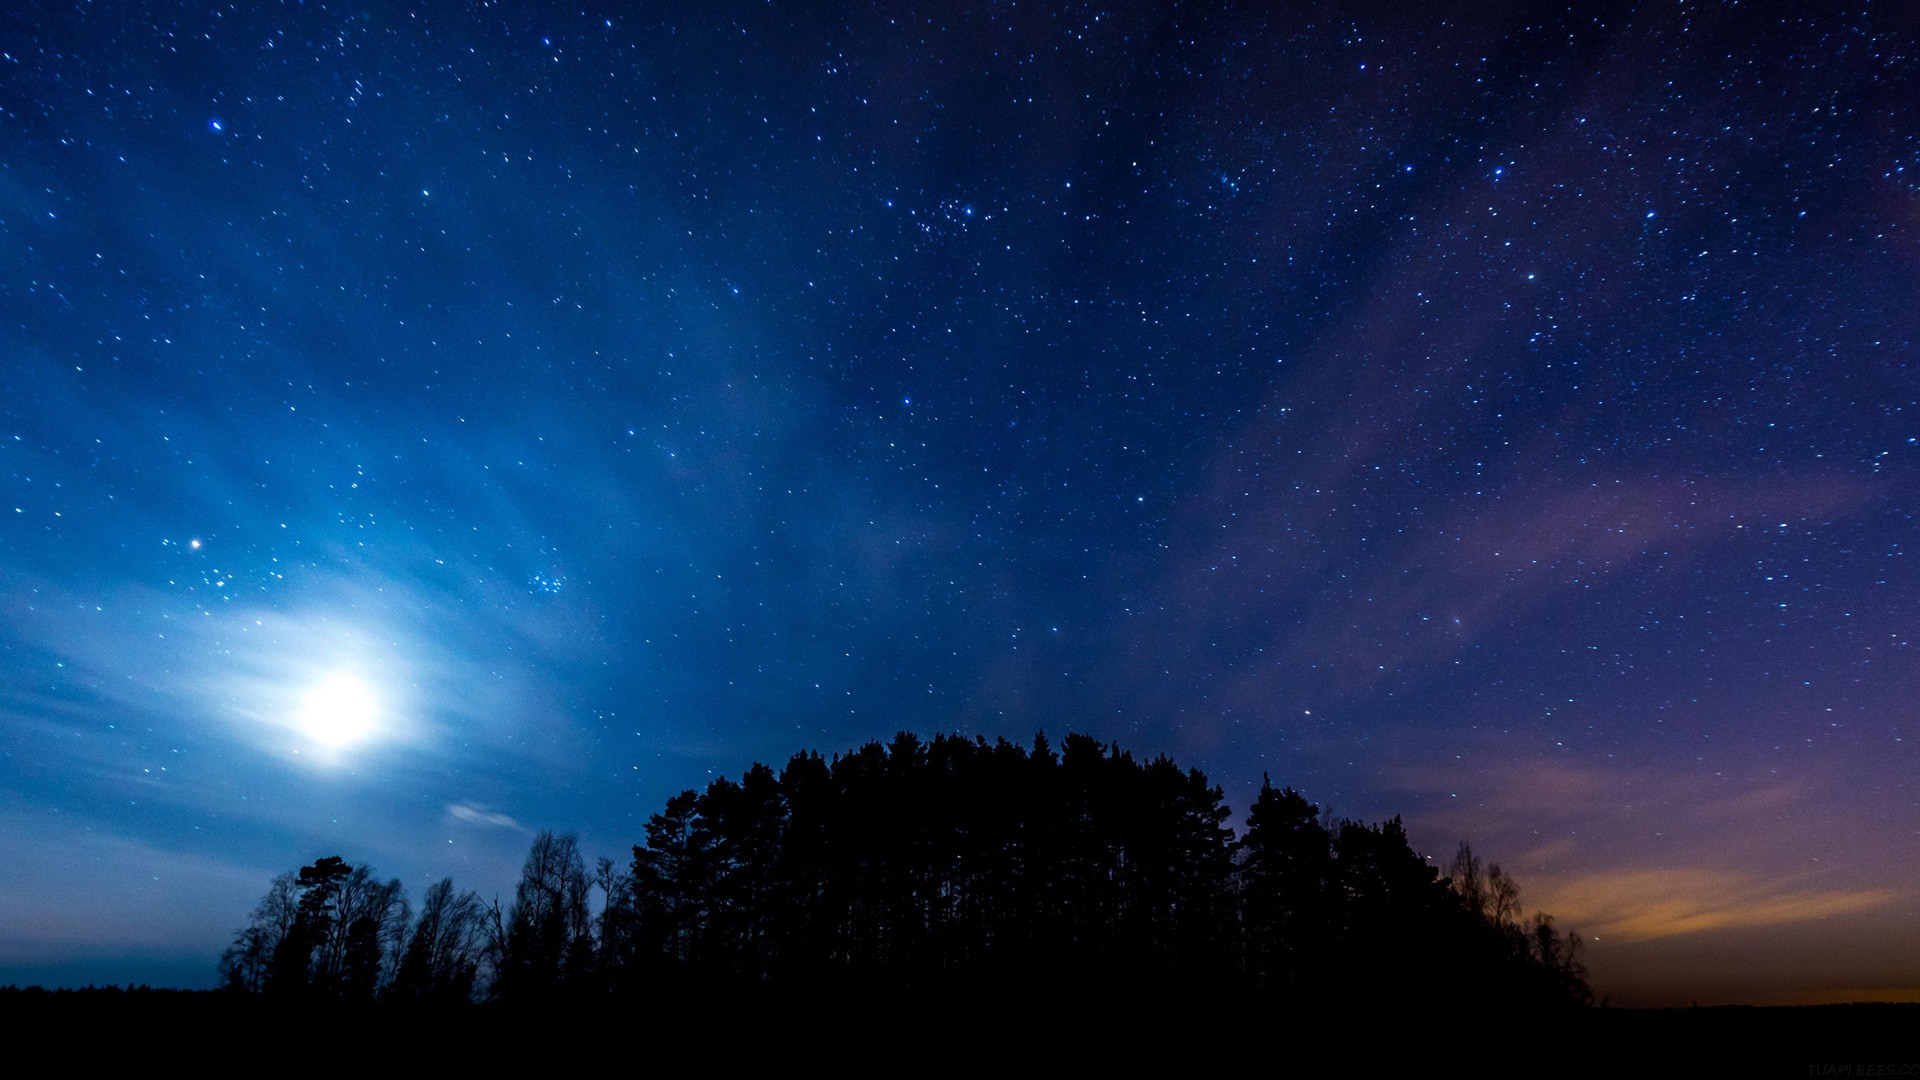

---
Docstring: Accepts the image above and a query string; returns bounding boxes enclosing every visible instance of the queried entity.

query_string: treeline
[223,732,1591,1008]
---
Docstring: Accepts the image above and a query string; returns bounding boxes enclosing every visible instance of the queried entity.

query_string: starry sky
[3,1,1916,1007]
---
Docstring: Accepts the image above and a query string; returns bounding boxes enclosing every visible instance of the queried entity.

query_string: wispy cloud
[446,802,528,833]
[1536,867,1900,943]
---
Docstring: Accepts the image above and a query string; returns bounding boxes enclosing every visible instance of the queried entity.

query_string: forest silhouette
[219,732,1593,1013]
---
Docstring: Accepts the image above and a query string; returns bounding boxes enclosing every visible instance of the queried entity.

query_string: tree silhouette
[494,832,592,1000]
[1443,839,1595,1009]
[390,878,486,1002]
[628,789,708,980]
[1238,778,1335,992]
[226,856,405,1000]
[219,872,296,994]
[221,731,1592,1012]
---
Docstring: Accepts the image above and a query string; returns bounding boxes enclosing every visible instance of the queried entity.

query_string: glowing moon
[299,674,378,747]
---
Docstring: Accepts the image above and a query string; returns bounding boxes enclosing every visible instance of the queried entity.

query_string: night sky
[3,1,1916,1007]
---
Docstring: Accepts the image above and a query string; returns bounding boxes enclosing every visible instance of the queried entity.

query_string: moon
[299,674,379,748]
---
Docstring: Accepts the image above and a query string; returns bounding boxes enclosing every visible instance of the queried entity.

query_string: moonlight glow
[299,674,379,748]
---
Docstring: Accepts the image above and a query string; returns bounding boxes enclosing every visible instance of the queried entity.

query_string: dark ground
[5,986,1913,1073]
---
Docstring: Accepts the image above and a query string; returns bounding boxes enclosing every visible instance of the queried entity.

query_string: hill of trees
[222,732,1591,1010]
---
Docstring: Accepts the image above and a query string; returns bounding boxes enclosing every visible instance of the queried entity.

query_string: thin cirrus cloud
[446,802,529,833]
[1536,867,1900,944]
[1212,469,1865,699]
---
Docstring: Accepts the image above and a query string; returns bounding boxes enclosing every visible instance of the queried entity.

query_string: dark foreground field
[5,986,1913,1074]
